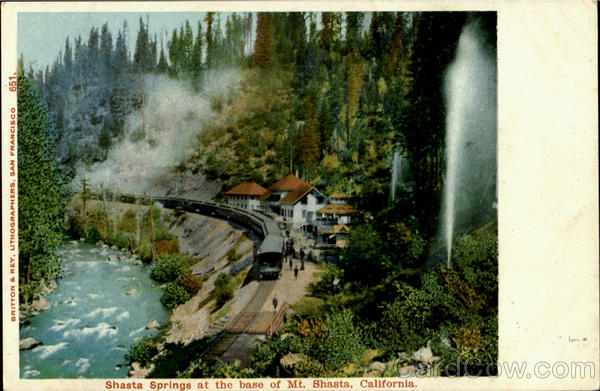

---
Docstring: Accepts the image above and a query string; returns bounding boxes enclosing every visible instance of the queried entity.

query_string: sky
[18,12,213,71]
[17,11,373,72]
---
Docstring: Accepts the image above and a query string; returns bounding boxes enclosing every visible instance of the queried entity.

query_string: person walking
[294,266,298,280]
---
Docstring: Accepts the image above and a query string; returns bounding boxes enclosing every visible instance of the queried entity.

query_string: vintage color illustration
[2,2,598,391]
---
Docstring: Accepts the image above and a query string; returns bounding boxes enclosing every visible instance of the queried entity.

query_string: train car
[256,234,284,280]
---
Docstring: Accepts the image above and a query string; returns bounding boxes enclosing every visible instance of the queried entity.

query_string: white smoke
[74,70,242,195]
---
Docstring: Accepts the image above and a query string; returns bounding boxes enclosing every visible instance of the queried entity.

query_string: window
[317,196,324,204]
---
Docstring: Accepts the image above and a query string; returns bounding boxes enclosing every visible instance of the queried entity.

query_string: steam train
[116,194,284,280]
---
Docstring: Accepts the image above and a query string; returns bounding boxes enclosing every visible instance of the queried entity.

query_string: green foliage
[128,337,158,367]
[17,74,68,302]
[84,225,102,244]
[113,231,131,249]
[251,309,365,377]
[292,296,325,317]
[150,254,189,282]
[377,222,498,366]
[308,309,365,371]
[213,273,234,309]
[161,281,192,308]
[147,338,213,378]
[118,209,138,233]
[138,238,153,263]
[87,203,115,243]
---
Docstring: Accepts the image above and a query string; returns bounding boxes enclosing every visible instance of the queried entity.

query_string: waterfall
[390,150,401,202]
[441,20,497,266]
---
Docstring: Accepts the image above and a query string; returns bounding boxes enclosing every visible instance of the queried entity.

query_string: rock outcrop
[20,337,42,351]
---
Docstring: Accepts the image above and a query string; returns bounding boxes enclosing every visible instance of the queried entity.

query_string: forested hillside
[31,12,493,217]
[24,11,498,377]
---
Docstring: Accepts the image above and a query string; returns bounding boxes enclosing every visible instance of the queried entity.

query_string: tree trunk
[148,198,156,260]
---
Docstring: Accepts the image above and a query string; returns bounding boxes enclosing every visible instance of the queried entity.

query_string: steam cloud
[73,70,242,195]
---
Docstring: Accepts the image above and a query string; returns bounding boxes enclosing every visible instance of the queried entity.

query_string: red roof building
[259,174,328,224]
[224,182,267,211]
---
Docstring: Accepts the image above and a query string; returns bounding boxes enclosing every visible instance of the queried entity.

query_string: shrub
[308,309,365,371]
[162,281,192,308]
[128,337,158,367]
[155,239,180,256]
[293,297,325,317]
[139,238,153,263]
[84,226,101,244]
[214,273,234,309]
[118,209,137,233]
[176,274,203,295]
[113,231,130,249]
[150,254,189,282]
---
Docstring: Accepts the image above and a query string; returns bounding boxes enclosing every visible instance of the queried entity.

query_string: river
[19,240,168,379]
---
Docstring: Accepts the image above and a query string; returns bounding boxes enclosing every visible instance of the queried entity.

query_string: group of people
[284,235,305,280]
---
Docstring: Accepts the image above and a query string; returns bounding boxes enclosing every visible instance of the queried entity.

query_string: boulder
[368,361,386,373]
[128,362,154,378]
[107,254,119,262]
[31,297,50,312]
[146,320,160,329]
[20,337,42,350]
[125,289,138,295]
[280,353,303,372]
[132,259,142,266]
[397,365,416,377]
[412,341,440,364]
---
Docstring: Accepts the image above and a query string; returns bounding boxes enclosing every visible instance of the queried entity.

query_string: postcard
[2,1,598,390]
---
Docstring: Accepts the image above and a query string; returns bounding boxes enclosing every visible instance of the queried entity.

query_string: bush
[162,281,192,308]
[293,297,325,317]
[128,337,158,367]
[214,273,234,309]
[139,238,153,263]
[150,254,188,282]
[118,209,137,233]
[155,239,179,256]
[176,274,203,295]
[113,231,130,249]
[84,226,101,244]
[308,309,365,371]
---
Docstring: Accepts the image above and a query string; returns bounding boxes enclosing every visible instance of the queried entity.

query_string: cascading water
[441,20,497,266]
[390,150,402,202]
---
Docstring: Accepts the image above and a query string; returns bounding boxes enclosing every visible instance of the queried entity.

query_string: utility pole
[80,178,90,235]
[148,193,156,260]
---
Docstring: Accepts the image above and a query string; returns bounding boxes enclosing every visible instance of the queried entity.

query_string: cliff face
[159,209,257,345]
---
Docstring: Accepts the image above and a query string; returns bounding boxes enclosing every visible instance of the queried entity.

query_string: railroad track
[202,280,276,365]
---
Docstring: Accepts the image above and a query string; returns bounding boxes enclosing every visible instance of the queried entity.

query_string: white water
[20,241,168,378]
[442,21,497,265]
[390,150,401,202]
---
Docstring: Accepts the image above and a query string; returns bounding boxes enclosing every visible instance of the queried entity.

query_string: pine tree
[63,38,73,76]
[157,42,169,74]
[253,13,274,69]
[168,29,180,77]
[205,12,214,68]
[100,23,113,74]
[191,21,203,84]
[133,17,152,72]
[18,74,67,302]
